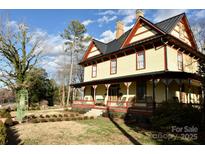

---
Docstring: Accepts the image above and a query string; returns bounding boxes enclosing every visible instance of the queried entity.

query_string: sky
[0,9,205,80]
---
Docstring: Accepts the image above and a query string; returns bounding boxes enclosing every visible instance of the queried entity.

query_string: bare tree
[0,18,44,91]
[192,21,205,53]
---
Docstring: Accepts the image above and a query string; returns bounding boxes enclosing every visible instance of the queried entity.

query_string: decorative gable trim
[121,17,166,48]
[82,40,102,61]
[180,16,197,50]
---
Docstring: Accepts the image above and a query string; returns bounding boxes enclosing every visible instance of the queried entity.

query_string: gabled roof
[82,13,199,63]
[93,28,132,54]
[155,13,184,33]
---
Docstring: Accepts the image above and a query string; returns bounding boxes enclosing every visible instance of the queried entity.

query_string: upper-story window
[92,64,97,77]
[177,52,183,70]
[110,59,117,74]
[136,51,145,70]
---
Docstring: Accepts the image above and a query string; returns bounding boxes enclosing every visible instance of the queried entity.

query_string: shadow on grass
[6,124,22,145]
[107,110,141,145]
[123,113,204,145]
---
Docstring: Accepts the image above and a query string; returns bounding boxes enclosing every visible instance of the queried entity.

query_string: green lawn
[8,117,199,145]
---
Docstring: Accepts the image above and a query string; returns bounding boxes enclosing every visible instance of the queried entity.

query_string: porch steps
[84,108,104,117]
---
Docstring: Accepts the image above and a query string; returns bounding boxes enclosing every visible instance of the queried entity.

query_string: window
[92,64,97,77]
[177,52,183,70]
[137,82,146,101]
[136,51,145,69]
[110,59,117,74]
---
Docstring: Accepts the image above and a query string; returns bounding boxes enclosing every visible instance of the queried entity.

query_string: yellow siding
[87,46,101,58]
[84,46,165,82]
[130,25,157,43]
[167,46,199,73]
[170,24,192,47]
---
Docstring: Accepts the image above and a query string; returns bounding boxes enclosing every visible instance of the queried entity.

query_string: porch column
[105,84,111,106]
[175,79,183,103]
[188,79,192,103]
[162,79,172,103]
[152,78,156,110]
[179,80,183,103]
[81,86,85,100]
[92,85,97,101]
[124,82,132,98]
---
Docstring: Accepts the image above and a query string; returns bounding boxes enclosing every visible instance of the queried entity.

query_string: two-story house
[71,10,205,114]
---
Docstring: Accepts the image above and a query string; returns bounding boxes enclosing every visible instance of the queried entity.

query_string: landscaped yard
[7,117,200,145]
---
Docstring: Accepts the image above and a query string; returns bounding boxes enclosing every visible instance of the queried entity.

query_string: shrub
[0,121,7,145]
[58,114,63,118]
[52,115,58,118]
[39,115,44,118]
[45,115,50,118]
[4,118,13,126]
[39,118,48,123]
[49,118,56,122]
[31,119,40,123]
[77,117,83,120]
[90,116,95,119]
[56,118,62,121]
[64,117,71,121]
[64,114,68,117]
[151,102,202,131]
[70,117,75,121]
[0,109,11,118]
[70,114,75,117]
[30,115,37,119]
[83,116,88,120]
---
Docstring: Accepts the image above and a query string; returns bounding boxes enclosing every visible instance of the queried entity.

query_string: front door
[109,84,120,101]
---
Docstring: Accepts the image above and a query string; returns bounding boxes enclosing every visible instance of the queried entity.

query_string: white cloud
[97,15,117,26]
[118,9,136,26]
[152,9,187,23]
[188,10,205,22]
[98,10,116,16]
[82,19,94,26]
[99,30,115,43]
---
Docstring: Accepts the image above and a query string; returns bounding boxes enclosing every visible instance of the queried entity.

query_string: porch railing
[107,101,128,108]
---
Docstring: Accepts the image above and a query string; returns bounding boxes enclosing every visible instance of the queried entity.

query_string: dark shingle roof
[93,29,132,54]
[155,13,184,33]
[90,13,185,57]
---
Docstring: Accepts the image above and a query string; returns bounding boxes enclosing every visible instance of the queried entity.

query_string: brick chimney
[116,21,124,39]
[136,9,144,20]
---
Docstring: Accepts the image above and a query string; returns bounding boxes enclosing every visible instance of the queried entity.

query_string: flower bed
[22,113,94,124]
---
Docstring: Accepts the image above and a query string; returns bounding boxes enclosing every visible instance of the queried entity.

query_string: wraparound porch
[71,71,203,115]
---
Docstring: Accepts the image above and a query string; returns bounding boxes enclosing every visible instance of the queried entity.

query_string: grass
[9,117,200,145]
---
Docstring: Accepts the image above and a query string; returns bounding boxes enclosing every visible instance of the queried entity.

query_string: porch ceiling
[70,71,202,88]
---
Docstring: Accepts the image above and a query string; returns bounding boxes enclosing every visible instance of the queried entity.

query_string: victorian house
[71,10,205,115]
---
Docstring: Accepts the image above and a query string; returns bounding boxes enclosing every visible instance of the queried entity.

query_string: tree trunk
[61,84,65,106]
[66,49,74,106]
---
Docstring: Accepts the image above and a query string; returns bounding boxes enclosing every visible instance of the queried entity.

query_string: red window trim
[164,45,168,71]
[110,58,117,75]
[91,64,97,78]
[177,51,183,71]
[136,50,146,70]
